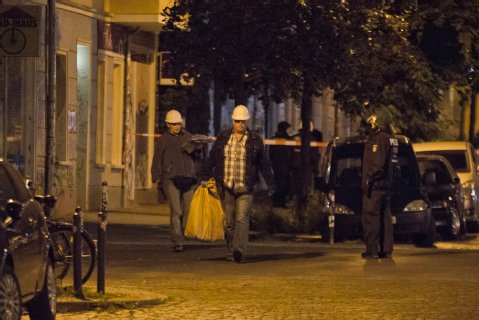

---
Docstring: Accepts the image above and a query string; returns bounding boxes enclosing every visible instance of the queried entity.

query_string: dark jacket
[151,129,197,182]
[202,129,273,193]
[361,129,398,193]
[269,131,292,171]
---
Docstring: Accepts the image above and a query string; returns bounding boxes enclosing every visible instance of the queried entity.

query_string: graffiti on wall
[135,99,148,188]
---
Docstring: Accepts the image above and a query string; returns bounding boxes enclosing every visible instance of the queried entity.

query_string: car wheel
[0,265,22,320]
[460,211,467,237]
[413,216,436,247]
[27,259,56,320]
[443,207,462,240]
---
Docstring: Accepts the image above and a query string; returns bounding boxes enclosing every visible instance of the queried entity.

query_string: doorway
[76,44,91,209]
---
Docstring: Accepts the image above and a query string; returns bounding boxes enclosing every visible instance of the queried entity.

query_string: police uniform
[361,129,398,258]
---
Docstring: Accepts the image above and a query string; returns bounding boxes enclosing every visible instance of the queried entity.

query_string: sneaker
[379,252,392,259]
[361,251,379,259]
[233,249,243,263]
[174,245,183,252]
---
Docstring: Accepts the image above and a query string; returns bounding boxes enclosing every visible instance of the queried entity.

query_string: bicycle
[33,193,97,285]
[48,219,97,285]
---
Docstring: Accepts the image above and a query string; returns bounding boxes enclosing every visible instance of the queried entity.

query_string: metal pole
[45,0,56,195]
[97,181,108,294]
[73,206,85,299]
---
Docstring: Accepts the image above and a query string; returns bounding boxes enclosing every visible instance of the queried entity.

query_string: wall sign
[0,5,42,57]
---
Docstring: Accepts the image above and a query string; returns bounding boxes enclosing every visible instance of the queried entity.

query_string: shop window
[96,61,106,164]
[56,53,67,162]
[111,63,124,166]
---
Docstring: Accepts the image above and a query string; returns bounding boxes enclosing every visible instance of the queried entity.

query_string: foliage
[157,78,210,135]
[161,1,479,142]
[161,0,479,228]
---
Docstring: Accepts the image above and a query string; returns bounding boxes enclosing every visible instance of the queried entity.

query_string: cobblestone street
[29,223,479,320]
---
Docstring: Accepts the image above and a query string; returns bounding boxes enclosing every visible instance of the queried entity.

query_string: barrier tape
[134,133,327,147]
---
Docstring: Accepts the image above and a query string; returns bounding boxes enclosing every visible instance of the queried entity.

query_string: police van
[315,135,436,246]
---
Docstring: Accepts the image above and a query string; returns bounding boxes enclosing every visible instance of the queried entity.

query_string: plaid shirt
[223,131,248,189]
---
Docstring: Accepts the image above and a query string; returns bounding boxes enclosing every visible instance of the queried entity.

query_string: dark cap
[277,121,291,132]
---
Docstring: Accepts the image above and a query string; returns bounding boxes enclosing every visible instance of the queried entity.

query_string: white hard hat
[165,109,183,123]
[231,105,250,120]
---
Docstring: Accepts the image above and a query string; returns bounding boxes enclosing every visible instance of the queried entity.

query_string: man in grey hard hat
[152,109,198,252]
[202,105,274,263]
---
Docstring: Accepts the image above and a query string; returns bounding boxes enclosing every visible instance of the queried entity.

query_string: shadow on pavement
[204,252,326,263]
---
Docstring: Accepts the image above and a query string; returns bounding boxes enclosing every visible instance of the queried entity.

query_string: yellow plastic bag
[185,179,225,241]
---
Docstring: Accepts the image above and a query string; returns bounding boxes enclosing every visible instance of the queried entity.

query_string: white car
[413,141,479,231]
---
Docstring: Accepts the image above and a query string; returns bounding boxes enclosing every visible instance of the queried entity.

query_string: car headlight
[462,181,476,197]
[333,203,355,215]
[431,200,448,209]
[403,200,428,212]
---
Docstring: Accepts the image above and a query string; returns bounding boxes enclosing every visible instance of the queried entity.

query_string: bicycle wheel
[50,225,97,285]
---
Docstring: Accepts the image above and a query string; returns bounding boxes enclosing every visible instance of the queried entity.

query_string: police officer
[269,121,292,207]
[361,106,398,259]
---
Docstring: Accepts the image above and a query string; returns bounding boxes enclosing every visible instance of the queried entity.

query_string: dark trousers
[272,167,290,206]
[361,190,393,254]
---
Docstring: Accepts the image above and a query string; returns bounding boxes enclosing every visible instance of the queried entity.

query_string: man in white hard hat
[152,109,198,252]
[202,105,274,263]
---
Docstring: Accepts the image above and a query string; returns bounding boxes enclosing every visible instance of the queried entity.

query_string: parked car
[416,155,467,240]
[0,160,56,320]
[315,135,436,246]
[413,141,479,231]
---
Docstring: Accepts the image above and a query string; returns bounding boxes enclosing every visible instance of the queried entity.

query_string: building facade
[0,0,165,219]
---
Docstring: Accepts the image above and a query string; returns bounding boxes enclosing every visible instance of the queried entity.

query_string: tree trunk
[469,85,477,145]
[213,78,223,135]
[263,85,270,137]
[298,75,313,218]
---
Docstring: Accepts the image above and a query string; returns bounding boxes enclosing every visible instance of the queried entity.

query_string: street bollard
[97,181,108,294]
[328,207,335,245]
[73,206,86,299]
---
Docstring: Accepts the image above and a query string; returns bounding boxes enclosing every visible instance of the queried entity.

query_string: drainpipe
[121,30,130,207]
[45,0,56,195]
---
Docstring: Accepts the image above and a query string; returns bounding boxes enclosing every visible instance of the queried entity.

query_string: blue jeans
[223,189,253,256]
[163,179,195,246]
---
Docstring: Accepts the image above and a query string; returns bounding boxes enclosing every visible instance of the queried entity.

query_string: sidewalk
[57,203,171,313]
[57,204,327,314]
[83,203,171,226]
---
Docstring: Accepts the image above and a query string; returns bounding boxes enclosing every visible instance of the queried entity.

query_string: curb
[57,295,168,313]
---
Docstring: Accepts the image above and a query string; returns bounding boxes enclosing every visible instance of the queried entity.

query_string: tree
[162,1,328,216]
[409,0,479,141]
[161,0,479,229]
[162,1,298,134]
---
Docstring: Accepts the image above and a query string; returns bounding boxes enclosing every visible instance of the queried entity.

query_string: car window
[470,144,479,166]
[0,166,17,207]
[392,146,418,190]
[417,150,469,173]
[333,144,363,188]
[1,163,31,203]
[331,143,418,190]
[417,159,453,184]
